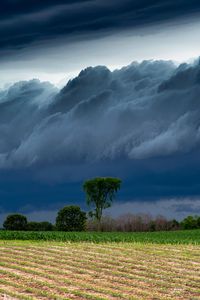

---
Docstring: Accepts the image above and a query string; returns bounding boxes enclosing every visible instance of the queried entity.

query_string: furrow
[0,263,158,300]
[2,246,200,277]
[0,256,199,299]
[1,248,199,288]
[5,244,200,270]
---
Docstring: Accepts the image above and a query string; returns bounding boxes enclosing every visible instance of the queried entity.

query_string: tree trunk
[97,220,101,232]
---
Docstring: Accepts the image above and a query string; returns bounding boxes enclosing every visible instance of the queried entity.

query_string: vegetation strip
[0,229,200,244]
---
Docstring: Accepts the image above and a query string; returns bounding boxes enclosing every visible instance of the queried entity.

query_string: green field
[0,231,200,299]
[0,229,200,244]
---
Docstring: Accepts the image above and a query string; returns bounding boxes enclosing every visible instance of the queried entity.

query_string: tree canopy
[56,205,86,231]
[83,177,121,226]
[3,214,28,231]
[181,215,200,229]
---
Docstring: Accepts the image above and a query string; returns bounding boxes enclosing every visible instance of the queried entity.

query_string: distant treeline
[90,214,200,232]
[1,205,200,232]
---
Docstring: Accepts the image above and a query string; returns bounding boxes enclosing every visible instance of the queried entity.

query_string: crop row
[0,229,200,244]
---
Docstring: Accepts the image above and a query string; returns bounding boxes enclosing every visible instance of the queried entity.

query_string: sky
[0,0,200,225]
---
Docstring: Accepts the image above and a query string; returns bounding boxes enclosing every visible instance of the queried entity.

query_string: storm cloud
[0,59,200,214]
[1,0,200,55]
[0,59,200,167]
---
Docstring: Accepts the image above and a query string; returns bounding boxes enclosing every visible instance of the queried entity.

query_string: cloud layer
[1,0,200,55]
[0,59,200,168]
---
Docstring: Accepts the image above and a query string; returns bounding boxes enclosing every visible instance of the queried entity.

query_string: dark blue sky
[0,1,200,223]
[1,152,200,212]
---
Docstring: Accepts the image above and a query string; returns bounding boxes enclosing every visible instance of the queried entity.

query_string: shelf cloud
[0,60,200,170]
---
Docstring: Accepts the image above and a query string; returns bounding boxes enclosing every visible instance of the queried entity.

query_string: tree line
[2,177,200,231]
[3,210,200,232]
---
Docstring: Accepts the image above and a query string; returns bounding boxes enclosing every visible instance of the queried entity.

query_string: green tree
[3,214,28,231]
[83,177,121,229]
[181,215,199,229]
[56,205,86,231]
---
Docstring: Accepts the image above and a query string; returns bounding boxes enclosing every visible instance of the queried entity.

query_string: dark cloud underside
[1,0,200,53]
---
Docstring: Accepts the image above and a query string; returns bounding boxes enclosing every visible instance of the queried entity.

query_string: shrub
[87,215,116,232]
[39,221,54,231]
[87,213,181,232]
[56,205,87,231]
[27,221,53,231]
[168,219,180,230]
